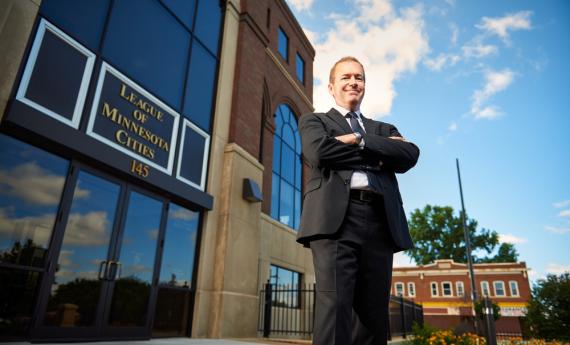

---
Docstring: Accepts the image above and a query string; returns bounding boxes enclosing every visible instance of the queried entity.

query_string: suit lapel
[326,108,353,134]
[362,115,379,136]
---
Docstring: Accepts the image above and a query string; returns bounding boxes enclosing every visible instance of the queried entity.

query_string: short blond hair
[329,56,365,84]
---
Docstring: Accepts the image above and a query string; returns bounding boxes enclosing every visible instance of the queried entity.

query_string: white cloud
[546,263,570,275]
[554,200,570,208]
[448,122,458,131]
[171,207,198,221]
[424,53,460,71]
[0,208,55,246]
[545,226,570,234]
[285,0,314,12]
[0,162,88,206]
[476,11,532,43]
[450,23,459,46]
[462,42,498,58]
[312,0,429,118]
[558,210,570,217]
[393,252,416,267]
[63,211,111,246]
[471,69,515,119]
[499,233,528,244]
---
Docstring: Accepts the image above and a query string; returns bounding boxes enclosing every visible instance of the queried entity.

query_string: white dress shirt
[332,105,371,190]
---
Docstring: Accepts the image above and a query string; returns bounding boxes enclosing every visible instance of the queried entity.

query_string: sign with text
[87,63,180,174]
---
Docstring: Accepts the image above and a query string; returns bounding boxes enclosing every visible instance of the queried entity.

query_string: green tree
[524,273,570,341]
[407,205,519,265]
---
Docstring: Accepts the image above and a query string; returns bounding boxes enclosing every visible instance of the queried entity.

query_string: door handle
[98,260,108,280]
[116,262,122,280]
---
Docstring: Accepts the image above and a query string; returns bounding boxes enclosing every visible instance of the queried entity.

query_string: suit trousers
[310,194,395,345]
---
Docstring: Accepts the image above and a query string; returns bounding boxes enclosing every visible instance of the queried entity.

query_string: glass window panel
[280,144,295,185]
[103,0,190,109]
[183,40,217,131]
[282,124,295,147]
[270,265,300,308]
[296,53,305,84]
[294,124,302,154]
[43,171,120,327]
[395,283,403,296]
[431,282,438,296]
[179,126,207,186]
[272,136,281,173]
[294,190,301,230]
[159,204,200,287]
[278,27,288,61]
[152,287,192,336]
[0,134,69,268]
[40,0,110,50]
[0,267,42,337]
[270,173,280,219]
[161,0,196,30]
[494,281,505,296]
[109,191,163,327]
[442,282,452,296]
[279,181,294,227]
[25,30,87,122]
[481,281,490,296]
[194,0,222,56]
[510,281,519,296]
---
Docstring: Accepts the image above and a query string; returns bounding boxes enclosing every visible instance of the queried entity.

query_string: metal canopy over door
[31,166,166,340]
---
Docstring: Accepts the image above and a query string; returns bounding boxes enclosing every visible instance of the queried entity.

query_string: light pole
[456,158,479,335]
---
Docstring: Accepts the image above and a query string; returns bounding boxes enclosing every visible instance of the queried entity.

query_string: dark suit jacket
[297,108,420,252]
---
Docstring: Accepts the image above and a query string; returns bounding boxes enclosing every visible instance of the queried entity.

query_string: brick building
[392,259,531,336]
[0,0,314,342]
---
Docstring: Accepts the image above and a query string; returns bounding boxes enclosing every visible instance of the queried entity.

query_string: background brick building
[392,259,531,336]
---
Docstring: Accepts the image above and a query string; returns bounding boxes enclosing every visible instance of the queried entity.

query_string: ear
[328,83,334,97]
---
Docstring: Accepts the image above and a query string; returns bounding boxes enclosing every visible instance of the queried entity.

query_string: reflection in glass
[0,267,42,337]
[152,287,192,336]
[108,191,162,327]
[159,204,199,287]
[153,203,199,336]
[43,172,119,327]
[0,134,69,268]
[269,265,300,308]
[271,105,301,230]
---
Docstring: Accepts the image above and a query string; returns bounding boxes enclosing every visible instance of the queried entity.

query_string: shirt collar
[333,104,362,119]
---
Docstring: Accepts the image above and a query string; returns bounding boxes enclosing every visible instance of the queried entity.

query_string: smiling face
[328,60,366,111]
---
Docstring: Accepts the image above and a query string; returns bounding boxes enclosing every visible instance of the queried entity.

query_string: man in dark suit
[297,56,420,345]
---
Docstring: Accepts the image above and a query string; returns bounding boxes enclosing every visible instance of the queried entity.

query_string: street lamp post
[456,158,479,335]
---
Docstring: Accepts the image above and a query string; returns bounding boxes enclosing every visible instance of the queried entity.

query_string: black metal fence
[257,283,423,339]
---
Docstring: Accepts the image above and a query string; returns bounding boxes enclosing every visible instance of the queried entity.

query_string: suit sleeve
[299,113,367,169]
[362,124,420,173]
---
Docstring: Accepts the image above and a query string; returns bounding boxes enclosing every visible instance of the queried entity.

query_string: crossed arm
[299,114,420,173]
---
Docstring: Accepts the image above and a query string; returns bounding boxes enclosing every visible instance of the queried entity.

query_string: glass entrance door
[32,169,164,340]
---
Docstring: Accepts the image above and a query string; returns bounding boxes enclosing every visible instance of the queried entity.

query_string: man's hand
[335,133,359,145]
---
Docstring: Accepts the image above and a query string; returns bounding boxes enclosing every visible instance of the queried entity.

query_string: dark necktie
[347,112,365,137]
[345,112,383,194]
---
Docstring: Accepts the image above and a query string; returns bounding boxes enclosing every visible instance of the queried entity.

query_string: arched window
[271,104,301,230]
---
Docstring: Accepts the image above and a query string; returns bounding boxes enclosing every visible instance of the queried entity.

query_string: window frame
[509,280,519,297]
[269,264,302,309]
[295,52,305,84]
[430,282,439,297]
[481,281,490,297]
[456,281,465,297]
[441,281,453,297]
[278,26,289,62]
[394,282,404,297]
[407,282,416,297]
[493,280,506,297]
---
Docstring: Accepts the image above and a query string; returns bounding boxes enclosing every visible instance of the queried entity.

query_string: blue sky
[285,0,570,282]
